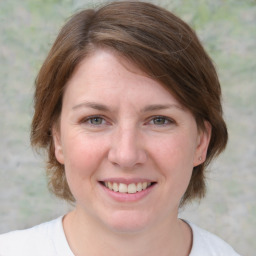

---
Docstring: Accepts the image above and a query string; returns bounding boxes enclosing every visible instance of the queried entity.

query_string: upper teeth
[104,182,151,194]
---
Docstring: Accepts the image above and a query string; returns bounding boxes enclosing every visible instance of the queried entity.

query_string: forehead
[63,49,183,108]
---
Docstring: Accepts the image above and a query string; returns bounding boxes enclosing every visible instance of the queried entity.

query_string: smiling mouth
[100,181,156,194]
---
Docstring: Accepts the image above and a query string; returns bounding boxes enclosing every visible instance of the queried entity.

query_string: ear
[193,121,212,167]
[52,126,65,165]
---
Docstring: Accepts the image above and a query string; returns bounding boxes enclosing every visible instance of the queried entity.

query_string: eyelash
[147,116,175,126]
[80,115,175,127]
[81,115,107,126]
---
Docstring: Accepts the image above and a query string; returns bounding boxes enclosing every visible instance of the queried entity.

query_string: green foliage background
[1,0,255,255]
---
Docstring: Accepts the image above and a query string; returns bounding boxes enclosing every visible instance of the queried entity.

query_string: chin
[104,210,152,234]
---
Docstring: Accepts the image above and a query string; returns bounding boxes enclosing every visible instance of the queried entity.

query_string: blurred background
[0,0,255,255]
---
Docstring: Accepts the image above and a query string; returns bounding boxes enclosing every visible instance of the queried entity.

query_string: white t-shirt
[0,217,241,256]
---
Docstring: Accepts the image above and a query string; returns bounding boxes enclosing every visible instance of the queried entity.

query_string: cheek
[151,134,197,169]
[62,135,106,179]
[62,136,107,200]
[150,134,197,193]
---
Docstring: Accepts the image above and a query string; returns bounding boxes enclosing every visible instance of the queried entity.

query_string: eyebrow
[72,101,183,112]
[142,104,184,112]
[72,101,110,111]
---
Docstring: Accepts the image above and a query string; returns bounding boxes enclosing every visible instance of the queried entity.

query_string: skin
[53,49,211,256]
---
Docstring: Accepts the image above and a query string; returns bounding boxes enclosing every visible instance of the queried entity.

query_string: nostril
[108,146,147,169]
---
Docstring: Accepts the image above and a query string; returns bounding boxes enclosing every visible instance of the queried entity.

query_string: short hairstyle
[31,1,228,206]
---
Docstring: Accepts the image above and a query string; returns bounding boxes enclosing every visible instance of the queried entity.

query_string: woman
[0,1,241,255]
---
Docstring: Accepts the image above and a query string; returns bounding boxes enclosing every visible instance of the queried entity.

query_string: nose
[108,126,147,169]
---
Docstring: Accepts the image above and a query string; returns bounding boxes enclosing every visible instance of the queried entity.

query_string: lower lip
[99,183,156,202]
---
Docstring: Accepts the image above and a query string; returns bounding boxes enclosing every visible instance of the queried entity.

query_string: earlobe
[52,127,65,164]
[194,121,212,166]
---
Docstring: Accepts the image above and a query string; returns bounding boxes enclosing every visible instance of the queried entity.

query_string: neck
[63,208,192,256]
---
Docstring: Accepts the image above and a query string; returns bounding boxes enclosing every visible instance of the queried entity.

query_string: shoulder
[0,216,72,256]
[188,222,241,256]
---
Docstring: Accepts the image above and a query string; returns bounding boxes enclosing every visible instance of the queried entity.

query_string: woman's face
[54,49,210,233]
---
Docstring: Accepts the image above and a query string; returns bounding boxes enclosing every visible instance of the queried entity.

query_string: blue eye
[80,115,109,129]
[150,116,173,126]
[88,117,104,125]
[153,117,167,125]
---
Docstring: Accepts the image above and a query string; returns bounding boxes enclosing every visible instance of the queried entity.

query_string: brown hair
[31,1,228,205]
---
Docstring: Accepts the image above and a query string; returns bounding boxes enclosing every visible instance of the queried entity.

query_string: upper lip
[99,178,156,185]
